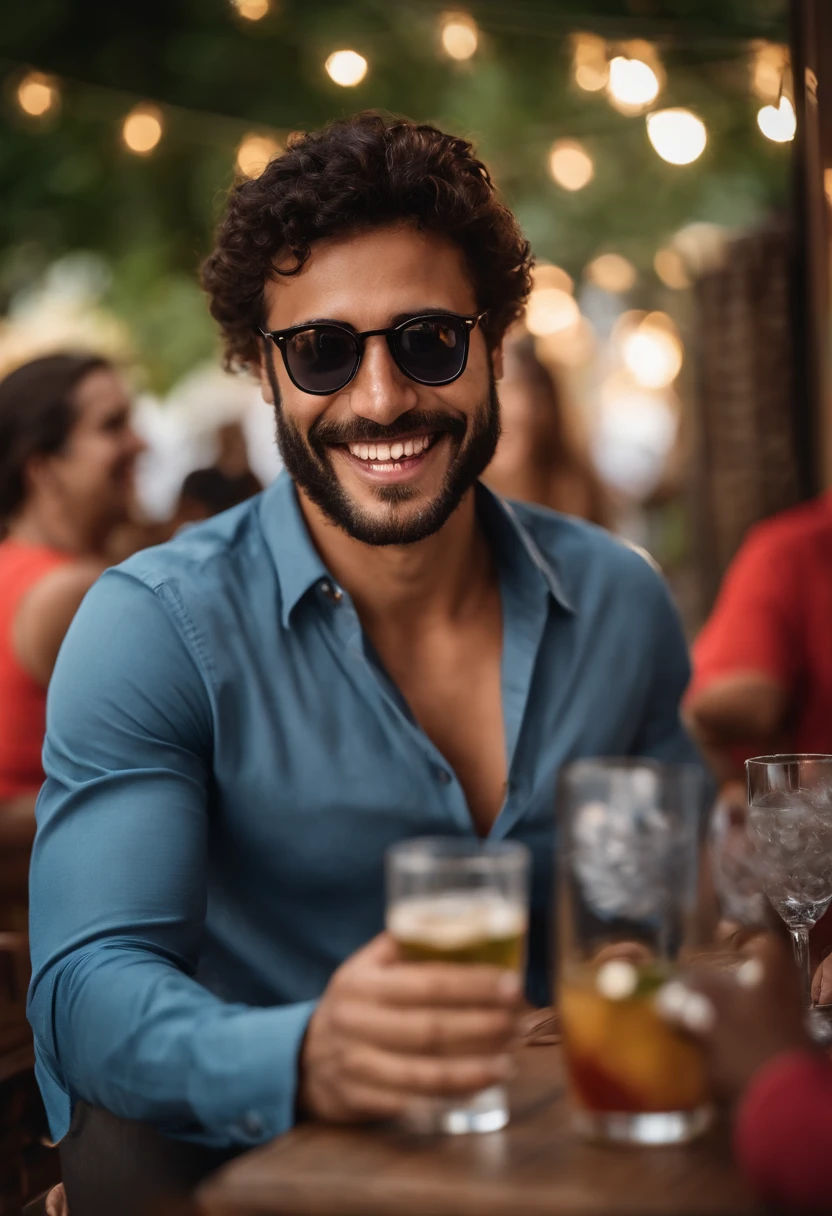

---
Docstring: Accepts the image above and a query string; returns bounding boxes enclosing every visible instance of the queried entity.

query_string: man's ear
[256,348,275,405]
[490,341,505,383]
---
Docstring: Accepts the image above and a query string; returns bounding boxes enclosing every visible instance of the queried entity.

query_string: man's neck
[297,487,495,631]
[6,500,104,557]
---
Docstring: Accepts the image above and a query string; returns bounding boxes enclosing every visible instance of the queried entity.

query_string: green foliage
[0,0,789,391]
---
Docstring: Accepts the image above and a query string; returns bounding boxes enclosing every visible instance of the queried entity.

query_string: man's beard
[266,355,501,546]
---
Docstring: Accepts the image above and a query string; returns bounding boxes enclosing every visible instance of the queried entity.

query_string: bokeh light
[440,12,478,60]
[646,109,707,165]
[548,140,594,191]
[122,105,164,155]
[757,96,796,143]
[751,42,789,102]
[654,247,690,290]
[607,56,660,112]
[622,312,684,388]
[587,253,636,293]
[532,263,574,294]
[572,32,608,92]
[236,133,282,177]
[536,317,596,368]
[325,50,368,87]
[231,0,270,18]
[16,71,59,117]
[525,287,580,336]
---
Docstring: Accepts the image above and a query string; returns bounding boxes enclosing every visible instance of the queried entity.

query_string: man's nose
[346,335,418,426]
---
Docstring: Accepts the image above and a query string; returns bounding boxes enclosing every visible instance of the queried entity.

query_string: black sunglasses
[258,310,487,396]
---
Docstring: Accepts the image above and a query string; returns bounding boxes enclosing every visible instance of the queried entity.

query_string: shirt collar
[476,483,575,615]
[259,473,575,628]
[259,473,329,627]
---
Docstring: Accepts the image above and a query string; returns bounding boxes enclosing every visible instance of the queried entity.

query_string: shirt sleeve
[735,1050,832,1211]
[27,568,317,1148]
[690,525,800,698]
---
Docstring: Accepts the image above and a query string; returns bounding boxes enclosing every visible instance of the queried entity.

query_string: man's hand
[297,933,522,1123]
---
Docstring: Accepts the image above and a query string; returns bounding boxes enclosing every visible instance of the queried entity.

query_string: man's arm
[27,569,317,1147]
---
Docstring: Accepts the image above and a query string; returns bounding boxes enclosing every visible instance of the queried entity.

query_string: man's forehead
[263,224,475,328]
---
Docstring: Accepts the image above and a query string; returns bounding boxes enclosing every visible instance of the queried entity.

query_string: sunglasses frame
[258,310,487,396]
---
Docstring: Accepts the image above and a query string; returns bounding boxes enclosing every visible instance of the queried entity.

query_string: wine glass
[745,755,832,1010]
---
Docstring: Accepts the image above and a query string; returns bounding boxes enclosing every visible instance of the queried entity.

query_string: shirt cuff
[735,1049,832,1211]
[187,998,319,1147]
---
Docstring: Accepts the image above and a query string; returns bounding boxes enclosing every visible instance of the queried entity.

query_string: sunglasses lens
[395,317,467,385]
[284,326,358,393]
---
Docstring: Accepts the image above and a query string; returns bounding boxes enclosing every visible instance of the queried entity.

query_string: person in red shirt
[686,495,832,783]
[659,934,832,1213]
[0,353,145,908]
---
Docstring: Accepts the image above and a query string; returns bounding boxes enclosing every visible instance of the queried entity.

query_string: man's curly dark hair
[201,112,533,371]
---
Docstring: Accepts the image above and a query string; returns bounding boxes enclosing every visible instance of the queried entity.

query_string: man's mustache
[309,410,466,449]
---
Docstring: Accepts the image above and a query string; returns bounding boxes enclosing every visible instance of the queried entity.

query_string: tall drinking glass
[386,837,530,1134]
[746,755,832,1008]
[558,759,710,1145]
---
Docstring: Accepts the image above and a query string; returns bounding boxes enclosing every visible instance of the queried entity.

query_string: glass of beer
[558,759,710,1145]
[386,837,530,1134]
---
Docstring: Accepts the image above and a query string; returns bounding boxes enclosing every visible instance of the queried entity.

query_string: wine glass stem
[790,926,812,1007]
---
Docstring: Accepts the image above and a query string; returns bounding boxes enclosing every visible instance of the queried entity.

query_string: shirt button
[320,580,343,604]
[241,1110,264,1137]
[436,768,452,785]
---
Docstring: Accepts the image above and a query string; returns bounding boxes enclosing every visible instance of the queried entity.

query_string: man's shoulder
[508,498,662,592]
[117,495,265,595]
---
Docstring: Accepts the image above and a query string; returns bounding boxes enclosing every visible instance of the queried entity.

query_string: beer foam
[387,893,526,950]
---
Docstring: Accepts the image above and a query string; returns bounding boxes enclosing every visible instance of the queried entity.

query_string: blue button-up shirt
[28,475,700,1148]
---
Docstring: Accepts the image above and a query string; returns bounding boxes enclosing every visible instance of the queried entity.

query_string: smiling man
[28,113,701,1206]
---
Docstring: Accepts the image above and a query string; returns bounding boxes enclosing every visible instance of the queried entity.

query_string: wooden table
[197,1045,760,1216]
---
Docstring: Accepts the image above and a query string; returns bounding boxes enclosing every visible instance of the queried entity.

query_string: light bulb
[122,106,164,154]
[757,96,796,143]
[440,12,478,60]
[646,109,707,165]
[548,140,594,191]
[325,50,368,87]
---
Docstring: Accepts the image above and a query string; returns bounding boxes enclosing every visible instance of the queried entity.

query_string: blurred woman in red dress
[0,353,145,913]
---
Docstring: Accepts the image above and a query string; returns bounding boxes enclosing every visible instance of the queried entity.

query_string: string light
[230,0,270,18]
[572,32,608,92]
[548,140,594,191]
[16,71,58,117]
[654,247,690,290]
[622,312,683,388]
[646,109,707,165]
[122,105,164,155]
[525,288,580,337]
[587,253,636,294]
[440,12,478,61]
[325,50,368,87]
[757,95,796,143]
[607,56,659,113]
[236,133,282,177]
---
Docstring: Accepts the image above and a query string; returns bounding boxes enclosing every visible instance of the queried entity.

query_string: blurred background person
[685,494,832,788]
[485,332,612,527]
[0,353,144,922]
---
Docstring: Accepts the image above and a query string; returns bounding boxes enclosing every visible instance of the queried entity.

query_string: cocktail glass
[558,758,710,1145]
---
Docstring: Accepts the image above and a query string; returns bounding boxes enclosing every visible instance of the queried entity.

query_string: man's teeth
[347,434,433,462]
